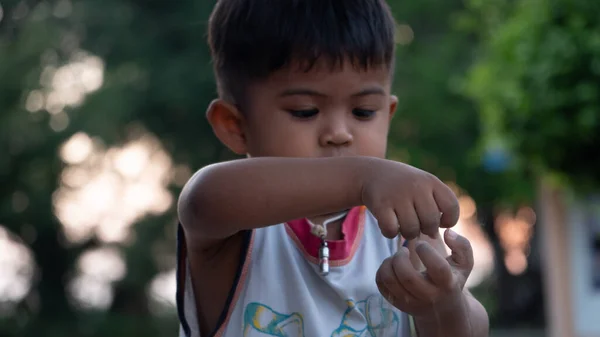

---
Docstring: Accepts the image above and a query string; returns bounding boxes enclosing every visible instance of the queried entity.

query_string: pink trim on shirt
[286,206,364,261]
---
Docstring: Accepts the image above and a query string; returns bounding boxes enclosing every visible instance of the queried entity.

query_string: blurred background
[1,0,599,336]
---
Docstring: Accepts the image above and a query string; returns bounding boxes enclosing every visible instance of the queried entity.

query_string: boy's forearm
[413,291,489,337]
[178,157,372,240]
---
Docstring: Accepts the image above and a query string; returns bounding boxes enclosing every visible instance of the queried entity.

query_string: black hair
[208,0,396,105]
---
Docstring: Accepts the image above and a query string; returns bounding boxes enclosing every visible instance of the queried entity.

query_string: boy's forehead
[255,60,392,95]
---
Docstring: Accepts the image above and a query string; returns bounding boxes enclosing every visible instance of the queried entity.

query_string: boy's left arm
[376,230,489,337]
[413,285,489,337]
[411,233,489,337]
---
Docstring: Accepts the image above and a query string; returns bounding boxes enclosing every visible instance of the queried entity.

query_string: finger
[390,247,437,301]
[414,193,441,238]
[406,239,425,271]
[415,241,454,290]
[444,229,474,278]
[376,255,418,307]
[371,205,400,239]
[433,183,460,228]
[378,276,417,309]
[396,203,420,240]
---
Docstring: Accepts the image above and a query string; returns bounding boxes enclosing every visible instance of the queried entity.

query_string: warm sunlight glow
[442,187,495,288]
[78,247,126,282]
[0,226,34,309]
[505,250,528,275]
[68,247,126,310]
[114,143,151,178]
[60,132,94,164]
[53,130,175,309]
[50,51,104,105]
[68,275,113,310]
[27,50,104,132]
[495,207,536,275]
[5,47,180,311]
[148,268,177,312]
[459,195,477,220]
[54,131,174,244]
[450,219,495,289]
[25,90,44,112]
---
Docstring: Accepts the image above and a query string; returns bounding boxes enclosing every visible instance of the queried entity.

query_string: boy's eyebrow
[351,86,386,97]
[278,88,327,97]
[277,86,386,98]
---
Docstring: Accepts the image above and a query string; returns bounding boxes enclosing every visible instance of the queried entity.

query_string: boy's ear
[206,99,248,155]
[388,95,398,121]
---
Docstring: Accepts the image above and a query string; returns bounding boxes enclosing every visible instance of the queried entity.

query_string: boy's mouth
[320,149,355,158]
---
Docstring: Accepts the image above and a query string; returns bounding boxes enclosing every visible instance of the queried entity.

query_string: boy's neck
[324,221,344,240]
[307,213,346,240]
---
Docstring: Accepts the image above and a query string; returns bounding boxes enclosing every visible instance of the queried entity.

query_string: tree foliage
[464,0,600,195]
[1,1,222,336]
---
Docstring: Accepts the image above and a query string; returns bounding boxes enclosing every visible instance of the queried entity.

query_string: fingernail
[447,229,457,239]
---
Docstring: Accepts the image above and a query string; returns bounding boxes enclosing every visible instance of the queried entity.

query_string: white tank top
[176,206,411,337]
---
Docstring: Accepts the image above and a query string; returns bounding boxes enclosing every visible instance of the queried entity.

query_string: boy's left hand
[375,229,474,319]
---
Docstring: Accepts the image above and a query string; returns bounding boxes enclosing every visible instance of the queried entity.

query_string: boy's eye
[352,108,376,119]
[288,108,319,119]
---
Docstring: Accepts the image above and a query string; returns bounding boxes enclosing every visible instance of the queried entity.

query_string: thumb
[443,229,474,278]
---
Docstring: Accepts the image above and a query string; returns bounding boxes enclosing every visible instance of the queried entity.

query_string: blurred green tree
[460,0,600,327]
[1,1,223,336]
[390,0,545,328]
[463,0,600,194]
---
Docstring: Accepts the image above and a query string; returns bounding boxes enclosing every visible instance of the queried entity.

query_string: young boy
[176,0,489,336]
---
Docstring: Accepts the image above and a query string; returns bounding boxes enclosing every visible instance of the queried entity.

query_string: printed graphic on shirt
[243,303,304,336]
[242,294,400,337]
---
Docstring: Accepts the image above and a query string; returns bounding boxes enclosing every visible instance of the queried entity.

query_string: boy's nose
[319,122,353,147]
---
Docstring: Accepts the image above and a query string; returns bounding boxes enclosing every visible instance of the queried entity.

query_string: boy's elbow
[177,167,227,240]
[177,180,207,237]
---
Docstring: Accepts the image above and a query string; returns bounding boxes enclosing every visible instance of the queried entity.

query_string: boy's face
[209,60,397,159]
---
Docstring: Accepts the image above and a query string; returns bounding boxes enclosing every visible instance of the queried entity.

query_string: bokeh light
[0,226,35,315]
[495,207,536,276]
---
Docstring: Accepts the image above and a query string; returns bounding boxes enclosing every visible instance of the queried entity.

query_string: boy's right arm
[178,156,366,247]
[178,156,460,248]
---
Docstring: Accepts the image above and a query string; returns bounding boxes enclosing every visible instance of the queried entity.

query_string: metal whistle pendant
[308,210,348,277]
[318,240,329,276]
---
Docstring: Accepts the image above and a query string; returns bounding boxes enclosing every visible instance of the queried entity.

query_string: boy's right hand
[360,160,460,240]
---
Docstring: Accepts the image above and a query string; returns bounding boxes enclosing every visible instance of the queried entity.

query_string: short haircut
[208,0,397,106]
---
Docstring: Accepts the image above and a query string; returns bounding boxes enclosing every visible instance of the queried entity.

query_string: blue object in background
[482,144,512,173]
